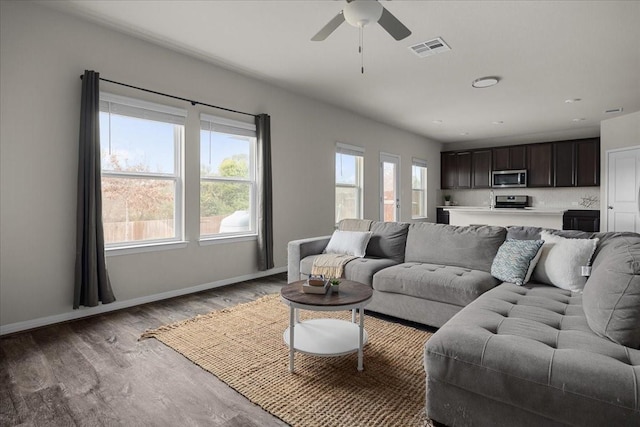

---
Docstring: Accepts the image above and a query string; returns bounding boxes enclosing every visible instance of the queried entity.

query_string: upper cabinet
[471,149,492,188]
[527,143,553,187]
[576,138,600,186]
[441,151,471,189]
[554,138,600,187]
[441,138,600,189]
[492,146,526,170]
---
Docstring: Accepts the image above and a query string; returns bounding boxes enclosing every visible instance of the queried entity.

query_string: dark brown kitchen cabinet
[553,138,600,187]
[492,146,526,170]
[527,143,553,187]
[441,151,471,189]
[441,152,457,189]
[456,152,471,188]
[554,140,576,186]
[436,207,450,224]
[576,138,600,186]
[471,149,492,188]
[563,210,600,232]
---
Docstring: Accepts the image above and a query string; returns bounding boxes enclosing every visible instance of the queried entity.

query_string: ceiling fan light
[344,0,383,28]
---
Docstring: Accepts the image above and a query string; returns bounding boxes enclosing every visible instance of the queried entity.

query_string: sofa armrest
[287,236,331,283]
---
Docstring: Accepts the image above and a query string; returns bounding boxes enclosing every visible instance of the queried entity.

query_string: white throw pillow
[532,231,599,292]
[324,230,372,258]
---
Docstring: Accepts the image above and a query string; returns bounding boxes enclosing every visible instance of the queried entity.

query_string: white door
[380,153,400,222]
[607,146,640,232]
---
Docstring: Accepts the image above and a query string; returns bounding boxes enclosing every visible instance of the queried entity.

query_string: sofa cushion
[532,232,599,292]
[491,239,543,285]
[583,233,640,349]
[405,223,506,272]
[366,221,409,263]
[300,255,396,286]
[373,263,499,307]
[424,283,640,426]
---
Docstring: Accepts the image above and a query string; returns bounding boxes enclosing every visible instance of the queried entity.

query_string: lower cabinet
[562,210,600,232]
[436,208,450,225]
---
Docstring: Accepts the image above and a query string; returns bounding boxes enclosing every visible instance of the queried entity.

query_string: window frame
[99,92,186,251]
[335,142,365,224]
[411,158,428,219]
[199,113,257,241]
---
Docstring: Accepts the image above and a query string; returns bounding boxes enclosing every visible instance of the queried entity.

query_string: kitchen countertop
[438,206,568,214]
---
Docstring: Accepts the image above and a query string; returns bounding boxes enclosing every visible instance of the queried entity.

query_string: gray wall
[600,111,640,230]
[0,1,442,330]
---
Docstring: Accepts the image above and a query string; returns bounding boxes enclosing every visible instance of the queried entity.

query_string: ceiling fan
[311,0,412,42]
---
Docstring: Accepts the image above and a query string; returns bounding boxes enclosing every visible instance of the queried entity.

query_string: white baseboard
[0,267,287,336]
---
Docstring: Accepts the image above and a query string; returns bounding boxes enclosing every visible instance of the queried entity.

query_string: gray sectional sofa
[287,220,640,426]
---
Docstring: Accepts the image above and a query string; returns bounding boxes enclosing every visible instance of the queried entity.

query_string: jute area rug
[141,294,434,427]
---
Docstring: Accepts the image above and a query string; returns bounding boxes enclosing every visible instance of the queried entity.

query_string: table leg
[352,308,356,323]
[358,306,365,371]
[289,306,295,373]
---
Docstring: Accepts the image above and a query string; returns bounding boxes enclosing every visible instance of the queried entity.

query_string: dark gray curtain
[74,70,115,309]
[256,113,274,271]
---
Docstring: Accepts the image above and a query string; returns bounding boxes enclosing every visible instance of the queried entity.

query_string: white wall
[0,1,441,331]
[599,111,640,229]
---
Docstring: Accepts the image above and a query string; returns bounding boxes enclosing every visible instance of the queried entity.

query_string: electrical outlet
[571,201,579,206]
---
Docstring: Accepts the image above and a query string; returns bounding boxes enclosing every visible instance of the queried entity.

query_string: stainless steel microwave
[492,170,527,188]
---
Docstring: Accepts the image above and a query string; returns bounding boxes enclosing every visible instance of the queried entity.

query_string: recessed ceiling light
[432,119,443,124]
[572,118,586,122]
[472,76,500,88]
[564,98,582,103]
[491,121,504,125]
[460,132,469,136]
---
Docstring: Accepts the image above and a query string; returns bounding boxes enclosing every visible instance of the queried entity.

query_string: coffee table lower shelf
[283,318,369,357]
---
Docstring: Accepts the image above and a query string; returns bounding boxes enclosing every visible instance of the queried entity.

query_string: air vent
[409,37,451,58]
[605,107,623,114]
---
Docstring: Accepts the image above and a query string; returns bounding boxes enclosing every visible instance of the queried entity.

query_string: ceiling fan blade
[378,7,411,41]
[311,12,345,41]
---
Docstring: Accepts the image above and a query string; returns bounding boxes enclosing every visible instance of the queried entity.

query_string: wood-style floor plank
[0,274,289,427]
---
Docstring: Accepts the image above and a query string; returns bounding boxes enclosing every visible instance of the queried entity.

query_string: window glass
[412,160,428,218]
[335,145,364,223]
[200,115,256,238]
[99,93,185,246]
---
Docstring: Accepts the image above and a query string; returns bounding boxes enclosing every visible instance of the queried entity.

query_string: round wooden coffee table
[280,280,373,372]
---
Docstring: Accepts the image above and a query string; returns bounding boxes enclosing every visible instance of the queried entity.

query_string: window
[412,159,428,218]
[99,93,185,247]
[200,114,256,239]
[336,143,364,223]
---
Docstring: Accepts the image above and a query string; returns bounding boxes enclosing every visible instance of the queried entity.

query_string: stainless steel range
[494,195,529,209]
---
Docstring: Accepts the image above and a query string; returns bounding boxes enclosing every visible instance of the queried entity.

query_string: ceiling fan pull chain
[360,25,364,74]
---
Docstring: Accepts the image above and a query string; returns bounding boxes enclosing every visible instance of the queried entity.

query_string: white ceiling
[44,0,640,147]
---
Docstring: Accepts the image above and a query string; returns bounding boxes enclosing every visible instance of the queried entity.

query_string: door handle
[607,206,614,209]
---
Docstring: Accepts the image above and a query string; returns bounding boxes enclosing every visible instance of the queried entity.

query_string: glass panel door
[380,153,400,222]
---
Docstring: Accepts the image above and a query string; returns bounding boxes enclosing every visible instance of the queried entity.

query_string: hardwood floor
[0,274,290,427]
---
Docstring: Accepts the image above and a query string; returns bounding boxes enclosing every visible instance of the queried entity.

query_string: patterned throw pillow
[491,239,544,285]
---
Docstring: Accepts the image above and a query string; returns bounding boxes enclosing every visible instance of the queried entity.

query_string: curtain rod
[80,75,256,118]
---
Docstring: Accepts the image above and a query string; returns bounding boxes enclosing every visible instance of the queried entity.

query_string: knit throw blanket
[339,218,373,231]
[311,253,356,279]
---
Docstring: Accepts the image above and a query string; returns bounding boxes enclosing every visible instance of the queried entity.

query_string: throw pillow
[491,239,544,285]
[582,234,640,349]
[324,230,372,258]
[532,231,599,292]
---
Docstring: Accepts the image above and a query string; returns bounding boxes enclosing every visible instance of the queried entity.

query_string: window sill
[106,241,188,256]
[199,234,258,246]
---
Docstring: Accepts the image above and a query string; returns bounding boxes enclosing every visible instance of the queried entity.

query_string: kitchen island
[443,206,566,229]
